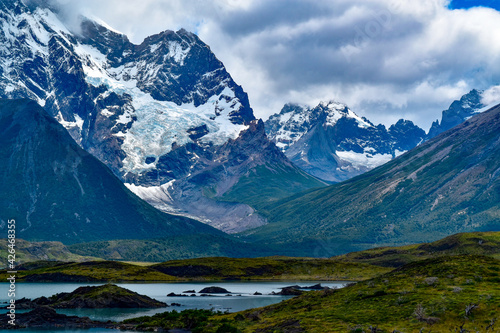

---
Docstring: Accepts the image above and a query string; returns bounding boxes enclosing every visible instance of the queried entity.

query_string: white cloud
[47,0,500,131]
[482,85,500,106]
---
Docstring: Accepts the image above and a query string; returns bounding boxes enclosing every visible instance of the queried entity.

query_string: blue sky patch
[449,0,500,11]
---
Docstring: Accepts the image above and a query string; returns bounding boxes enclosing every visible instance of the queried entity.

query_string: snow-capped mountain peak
[265,100,374,153]
[72,38,249,175]
[0,1,255,178]
[265,100,425,182]
[427,89,486,139]
[319,100,373,128]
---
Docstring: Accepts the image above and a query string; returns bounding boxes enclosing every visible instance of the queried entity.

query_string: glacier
[74,43,248,175]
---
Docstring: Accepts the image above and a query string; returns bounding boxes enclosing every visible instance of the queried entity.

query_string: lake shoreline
[0,280,350,325]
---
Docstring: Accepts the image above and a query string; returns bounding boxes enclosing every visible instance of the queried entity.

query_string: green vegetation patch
[122,309,229,333]
[0,260,177,282]
[0,257,390,283]
[205,255,500,332]
[0,239,97,268]
[219,164,325,211]
[151,256,390,281]
[336,232,500,267]
[67,235,278,262]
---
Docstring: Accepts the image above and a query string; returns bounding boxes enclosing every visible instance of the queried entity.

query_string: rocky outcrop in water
[198,286,231,294]
[14,284,167,309]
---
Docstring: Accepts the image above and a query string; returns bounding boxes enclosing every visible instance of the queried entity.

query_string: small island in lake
[14,284,167,309]
[198,286,231,294]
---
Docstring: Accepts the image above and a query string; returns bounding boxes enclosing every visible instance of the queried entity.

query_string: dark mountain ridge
[427,88,485,139]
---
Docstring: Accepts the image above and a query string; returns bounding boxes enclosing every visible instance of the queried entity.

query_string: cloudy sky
[52,0,500,130]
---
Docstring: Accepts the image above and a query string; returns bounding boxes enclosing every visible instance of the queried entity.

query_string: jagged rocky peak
[267,88,496,183]
[427,89,485,139]
[78,18,131,63]
[265,103,310,151]
[78,21,255,124]
[317,100,369,123]
[0,2,255,178]
[265,100,372,153]
[389,119,426,151]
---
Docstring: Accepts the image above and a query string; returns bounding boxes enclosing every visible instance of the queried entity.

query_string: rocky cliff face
[0,2,253,178]
[0,1,322,232]
[427,89,486,139]
[265,101,425,182]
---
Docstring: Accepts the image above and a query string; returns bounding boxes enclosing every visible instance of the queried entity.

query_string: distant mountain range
[0,0,322,233]
[247,104,500,256]
[265,89,491,182]
[265,101,425,182]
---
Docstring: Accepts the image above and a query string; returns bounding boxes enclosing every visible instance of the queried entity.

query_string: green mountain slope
[66,234,280,262]
[5,261,176,282]
[150,256,389,281]
[0,99,223,244]
[218,163,325,211]
[243,104,500,255]
[1,256,390,282]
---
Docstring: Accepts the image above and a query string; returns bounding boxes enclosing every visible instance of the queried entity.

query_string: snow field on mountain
[75,43,248,175]
[336,150,392,170]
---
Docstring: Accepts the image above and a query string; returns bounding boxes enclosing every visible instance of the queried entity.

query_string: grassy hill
[0,257,389,282]
[66,234,280,262]
[117,255,500,332]
[218,164,326,211]
[3,261,177,282]
[4,231,500,283]
[335,231,500,267]
[150,256,389,281]
[0,239,97,268]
